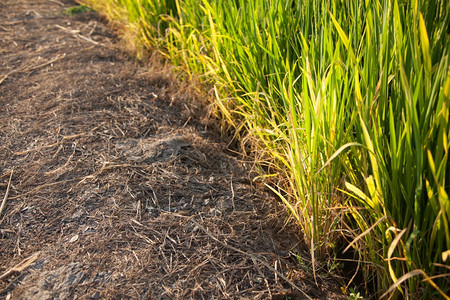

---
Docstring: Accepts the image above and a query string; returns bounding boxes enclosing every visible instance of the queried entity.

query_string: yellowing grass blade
[418,13,431,74]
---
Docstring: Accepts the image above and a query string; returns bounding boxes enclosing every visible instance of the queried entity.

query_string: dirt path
[0,1,342,298]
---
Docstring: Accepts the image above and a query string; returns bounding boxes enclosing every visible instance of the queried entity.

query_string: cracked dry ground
[0,0,343,299]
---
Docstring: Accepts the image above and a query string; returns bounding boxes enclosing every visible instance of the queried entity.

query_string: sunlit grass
[80,0,450,297]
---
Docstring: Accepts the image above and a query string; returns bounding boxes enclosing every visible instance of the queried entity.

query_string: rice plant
[80,0,450,297]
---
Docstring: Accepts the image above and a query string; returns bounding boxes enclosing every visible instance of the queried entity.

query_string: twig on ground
[0,54,66,85]
[230,176,236,211]
[0,252,40,281]
[0,169,13,220]
[55,24,105,47]
[14,132,86,156]
[8,178,77,200]
[48,0,64,6]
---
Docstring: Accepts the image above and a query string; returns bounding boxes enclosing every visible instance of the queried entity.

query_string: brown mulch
[0,0,345,299]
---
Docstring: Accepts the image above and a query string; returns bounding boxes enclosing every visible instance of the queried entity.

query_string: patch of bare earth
[0,0,344,299]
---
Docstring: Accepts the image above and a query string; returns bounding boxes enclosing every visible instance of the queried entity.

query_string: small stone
[69,234,79,243]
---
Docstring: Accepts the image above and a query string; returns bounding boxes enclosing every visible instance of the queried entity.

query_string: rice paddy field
[79,0,449,298]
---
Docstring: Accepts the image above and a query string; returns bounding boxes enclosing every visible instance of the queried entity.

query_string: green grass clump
[63,5,93,16]
[79,0,450,298]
